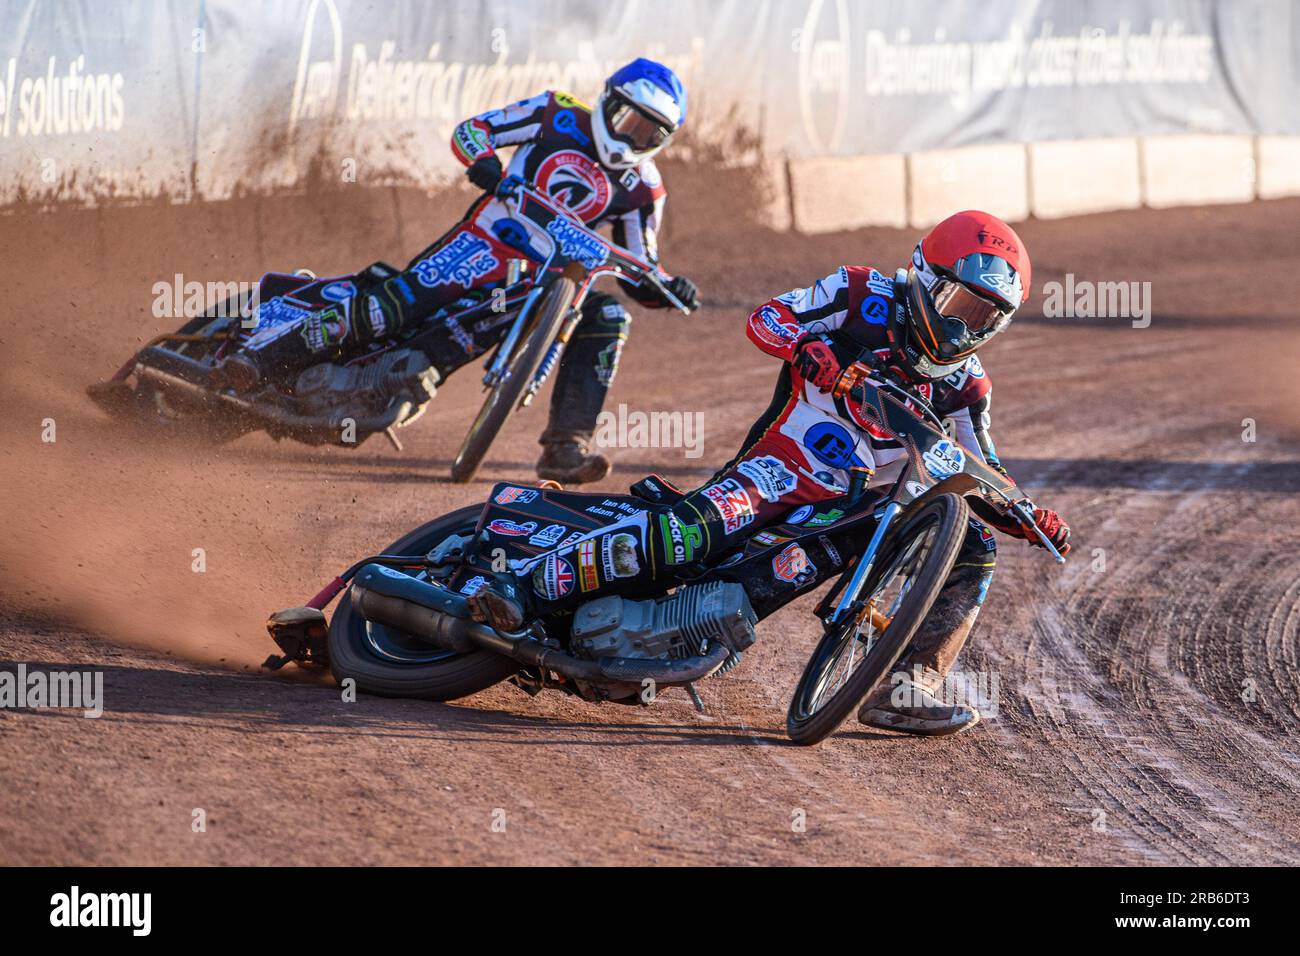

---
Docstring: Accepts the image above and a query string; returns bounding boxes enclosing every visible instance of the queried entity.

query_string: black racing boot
[211,353,262,394]
[536,437,611,485]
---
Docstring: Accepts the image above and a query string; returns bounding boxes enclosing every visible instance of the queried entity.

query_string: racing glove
[663,275,699,311]
[466,155,503,193]
[984,506,1071,555]
[1031,508,1071,555]
[792,336,842,392]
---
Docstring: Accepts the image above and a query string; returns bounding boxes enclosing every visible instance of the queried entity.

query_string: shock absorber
[520,306,581,407]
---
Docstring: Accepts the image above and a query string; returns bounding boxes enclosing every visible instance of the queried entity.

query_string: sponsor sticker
[534,149,612,220]
[321,280,356,302]
[659,512,703,565]
[595,339,622,387]
[809,470,847,493]
[787,504,814,524]
[804,421,862,469]
[366,295,389,336]
[445,315,477,354]
[494,487,539,505]
[459,575,488,595]
[553,108,591,146]
[531,553,574,600]
[601,532,641,579]
[818,536,843,568]
[860,294,889,325]
[772,543,817,587]
[970,518,998,553]
[454,118,492,160]
[701,478,754,535]
[298,307,349,352]
[545,216,609,269]
[922,439,966,479]
[866,268,894,297]
[736,455,798,503]
[753,530,791,547]
[805,508,845,527]
[488,519,537,537]
[413,231,499,288]
[751,305,800,349]
[577,540,600,591]
[528,523,567,548]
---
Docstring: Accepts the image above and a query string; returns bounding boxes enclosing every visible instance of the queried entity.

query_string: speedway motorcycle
[265,364,1066,745]
[87,180,692,479]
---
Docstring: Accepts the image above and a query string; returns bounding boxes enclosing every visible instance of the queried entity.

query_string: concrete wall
[781,133,1297,235]
[1140,135,1256,208]
[1029,138,1142,219]
[787,155,906,233]
[1256,136,1300,200]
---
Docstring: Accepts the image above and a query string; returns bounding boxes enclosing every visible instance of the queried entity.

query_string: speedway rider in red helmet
[469,210,1070,736]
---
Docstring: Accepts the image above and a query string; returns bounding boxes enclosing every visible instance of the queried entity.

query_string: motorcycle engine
[570,581,757,673]
[293,349,438,420]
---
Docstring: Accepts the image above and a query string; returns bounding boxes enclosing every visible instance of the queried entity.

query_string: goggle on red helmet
[899,210,1032,380]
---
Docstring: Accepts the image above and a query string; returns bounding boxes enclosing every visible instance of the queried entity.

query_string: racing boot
[465,573,531,633]
[210,352,262,394]
[857,666,981,736]
[536,434,611,485]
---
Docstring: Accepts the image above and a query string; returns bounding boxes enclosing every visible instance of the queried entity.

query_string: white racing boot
[857,667,981,737]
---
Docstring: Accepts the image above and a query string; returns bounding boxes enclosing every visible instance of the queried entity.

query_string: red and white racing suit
[736,264,999,495]
[511,266,1002,678]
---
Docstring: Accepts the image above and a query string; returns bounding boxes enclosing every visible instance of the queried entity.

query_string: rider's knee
[579,292,630,334]
[962,518,998,567]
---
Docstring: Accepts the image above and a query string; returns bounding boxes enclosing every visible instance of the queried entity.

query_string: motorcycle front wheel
[450,277,577,483]
[786,492,969,745]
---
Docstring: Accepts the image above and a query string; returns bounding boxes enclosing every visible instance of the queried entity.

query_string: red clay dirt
[2,177,1298,865]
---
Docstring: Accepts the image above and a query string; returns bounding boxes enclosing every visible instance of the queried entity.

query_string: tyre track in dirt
[2,185,1298,865]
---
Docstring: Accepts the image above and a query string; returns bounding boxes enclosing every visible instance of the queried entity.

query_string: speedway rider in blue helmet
[219,58,698,484]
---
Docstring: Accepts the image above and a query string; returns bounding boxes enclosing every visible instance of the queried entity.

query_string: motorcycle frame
[817,363,1066,627]
[475,179,689,398]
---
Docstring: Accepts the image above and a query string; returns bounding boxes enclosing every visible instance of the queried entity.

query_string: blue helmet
[591,58,688,170]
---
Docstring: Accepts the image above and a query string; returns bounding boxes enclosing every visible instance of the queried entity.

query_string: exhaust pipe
[349,564,731,684]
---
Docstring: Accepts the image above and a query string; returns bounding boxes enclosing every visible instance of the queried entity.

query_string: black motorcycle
[266,366,1066,745]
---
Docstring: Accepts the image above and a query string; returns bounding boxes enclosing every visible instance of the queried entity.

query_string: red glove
[1027,508,1071,555]
[792,337,841,392]
[982,505,1071,555]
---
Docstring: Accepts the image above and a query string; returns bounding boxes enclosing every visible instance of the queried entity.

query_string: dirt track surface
[3,183,1299,865]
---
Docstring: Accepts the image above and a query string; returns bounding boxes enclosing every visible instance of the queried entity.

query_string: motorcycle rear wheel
[327,505,519,700]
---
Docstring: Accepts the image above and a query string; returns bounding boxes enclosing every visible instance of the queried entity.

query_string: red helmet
[895,210,1031,380]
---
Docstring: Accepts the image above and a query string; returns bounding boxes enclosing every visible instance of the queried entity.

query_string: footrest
[263,607,330,670]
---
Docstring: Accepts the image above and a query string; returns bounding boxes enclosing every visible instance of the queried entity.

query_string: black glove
[466,155,503,193]
[663,275,699,311]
